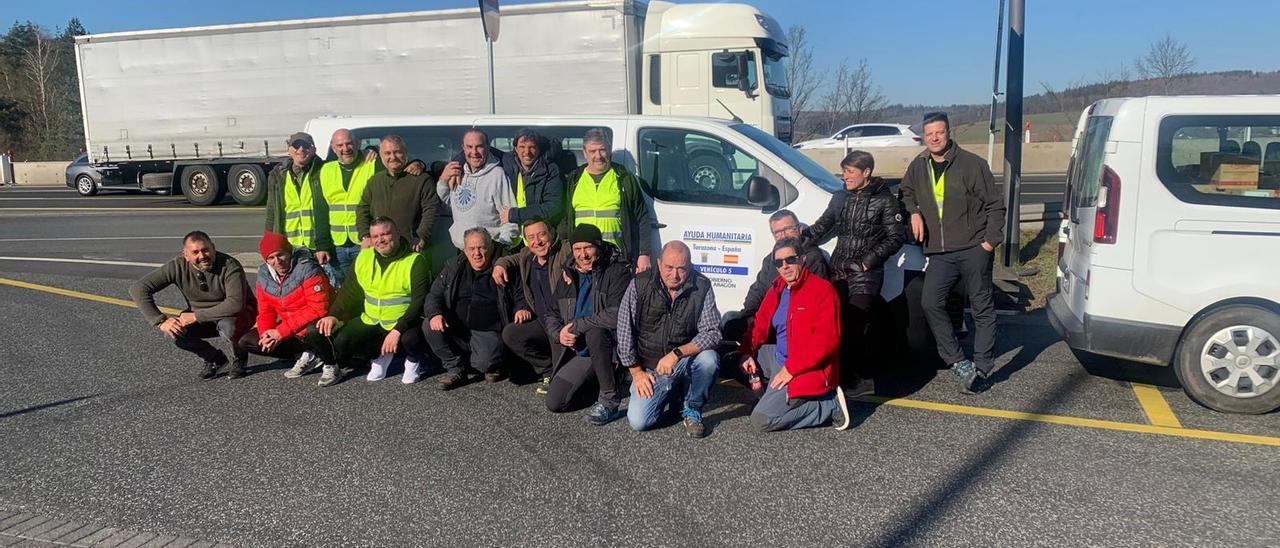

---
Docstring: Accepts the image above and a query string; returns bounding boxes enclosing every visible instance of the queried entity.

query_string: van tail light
[1093,165,1120,244]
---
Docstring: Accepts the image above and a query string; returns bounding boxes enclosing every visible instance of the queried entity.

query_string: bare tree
[1134,34,1195,94]
[18,32,62,137]
[785,25,822,137]
[818,58,887,134]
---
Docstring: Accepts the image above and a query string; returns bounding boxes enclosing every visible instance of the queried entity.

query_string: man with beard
[129,231,255,379]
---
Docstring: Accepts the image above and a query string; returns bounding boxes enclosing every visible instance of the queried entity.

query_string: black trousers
[424,323,504,375]
[545,327,621,412]
[310,320,427,367]
[172,316,250,364]
[236,326,317,361]
[832,281,880,384]
[501,320,552,377]
[921,245,997,374]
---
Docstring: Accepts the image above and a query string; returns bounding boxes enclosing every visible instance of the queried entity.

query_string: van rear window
[1067,116,1113,214]
[1157,115,1280,210]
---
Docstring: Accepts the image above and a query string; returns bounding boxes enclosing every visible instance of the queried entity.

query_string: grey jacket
[437,152,519,249]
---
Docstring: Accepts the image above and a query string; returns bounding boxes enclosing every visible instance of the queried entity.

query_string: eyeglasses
[772,255,801,267]
[771,224,799,236]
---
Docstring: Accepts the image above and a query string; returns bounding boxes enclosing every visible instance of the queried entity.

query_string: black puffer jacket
[805,177,906,296]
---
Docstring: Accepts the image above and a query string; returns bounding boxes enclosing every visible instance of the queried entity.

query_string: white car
[1048,95,1280,414]
[792,123,921,150]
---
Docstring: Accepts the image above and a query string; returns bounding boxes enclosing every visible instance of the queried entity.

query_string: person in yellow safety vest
[265,132,334,267]
[560,128,654,273]
[313,216,431,387]
[321,128,380,288]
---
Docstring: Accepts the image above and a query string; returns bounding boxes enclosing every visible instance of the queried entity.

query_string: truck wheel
[688,153,732,192]
[75,174,98,196]
[1174,304,1280,414]
[180,165,224,206]
[227,164,266,206]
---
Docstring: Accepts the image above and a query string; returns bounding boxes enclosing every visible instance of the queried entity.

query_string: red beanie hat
[259,232,292,260]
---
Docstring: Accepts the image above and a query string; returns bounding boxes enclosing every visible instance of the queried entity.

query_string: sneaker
[284,352,320,379]
[848,377,875,398]
[484,371,504,383]
[226,358,247,380]
[436,371,470,391]
[832,386,852,431]
[318,364,340,387]
[681,406,706,438]
[534,376,551,396]
[584,402,624,426]
[950,359,981,395]
[402,357,421,385]
[367,353,393,381]
[199,354,225,380]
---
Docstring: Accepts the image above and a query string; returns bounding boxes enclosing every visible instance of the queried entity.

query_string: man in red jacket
[237,232,334,382]
[739,238,851,431]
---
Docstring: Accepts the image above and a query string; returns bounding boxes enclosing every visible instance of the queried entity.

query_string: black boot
[226,358,247,379]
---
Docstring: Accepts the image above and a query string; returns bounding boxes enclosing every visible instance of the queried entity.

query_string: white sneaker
[402,357,421,384]
[284,351,319,379]
[367,353,393,381]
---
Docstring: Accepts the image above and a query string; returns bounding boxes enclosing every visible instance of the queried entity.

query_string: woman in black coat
[805,150,906,392]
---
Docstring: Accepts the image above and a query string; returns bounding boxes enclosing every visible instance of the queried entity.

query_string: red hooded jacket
[254,254,332,339]
[742,268,842,399]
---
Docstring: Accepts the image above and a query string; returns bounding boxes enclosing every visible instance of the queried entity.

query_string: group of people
[127,112,1006,437]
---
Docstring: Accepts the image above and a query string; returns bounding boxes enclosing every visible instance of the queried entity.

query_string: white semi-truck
[72,0,793,205]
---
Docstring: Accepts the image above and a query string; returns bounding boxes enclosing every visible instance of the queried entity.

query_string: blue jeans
[749,349,838,432]
[627,349,719,431]
[323,244,362,289]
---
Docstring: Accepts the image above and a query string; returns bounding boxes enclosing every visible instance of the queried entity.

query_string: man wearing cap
[561,128,654,273]
[314,216,431,386]
[357,134,441,255]
[542,224,632,424]
[237,233,334,382]
[265,132,335,269]
[129,231,255,379]
[493,217,566,393]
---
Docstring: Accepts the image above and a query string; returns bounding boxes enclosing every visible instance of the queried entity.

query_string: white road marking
[0,235,259,243]
[0,256,162,267]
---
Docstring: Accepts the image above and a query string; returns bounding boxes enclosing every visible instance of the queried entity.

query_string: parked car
[791,123,921,150]
[65,152,115,196]
[1048,95,1280,414]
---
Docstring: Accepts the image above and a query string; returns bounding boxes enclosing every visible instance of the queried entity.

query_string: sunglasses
[289,141,313,149]
[772,255,801,268]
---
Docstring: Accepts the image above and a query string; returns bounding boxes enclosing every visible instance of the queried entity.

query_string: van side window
[638,128,760,207]
[1157,115,1280,209]
[343,126,470,166]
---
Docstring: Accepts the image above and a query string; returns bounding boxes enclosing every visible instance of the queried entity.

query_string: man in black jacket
[899,112,1006,394]
[542,225,631,424]
[426,227,527,390]
[723,209,828,343]
[806,150,906,391]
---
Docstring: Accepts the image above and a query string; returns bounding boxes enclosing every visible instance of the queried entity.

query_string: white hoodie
[437,153,519,250]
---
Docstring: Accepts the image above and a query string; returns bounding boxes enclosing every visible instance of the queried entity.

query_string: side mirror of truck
[746,175,778,208]
[736,54,757,98]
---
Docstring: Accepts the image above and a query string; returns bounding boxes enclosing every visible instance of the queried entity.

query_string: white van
[304,114,936,357]
[1048,96,1280,414]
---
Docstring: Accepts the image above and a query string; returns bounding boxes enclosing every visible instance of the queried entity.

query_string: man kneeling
[542,225,631,423]
[739,239,851,431]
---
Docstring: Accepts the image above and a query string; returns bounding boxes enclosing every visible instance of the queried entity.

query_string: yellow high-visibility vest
[354,247,421,329]
[320,159,376,246]
[571,169,622,249]
[283,170,315,248]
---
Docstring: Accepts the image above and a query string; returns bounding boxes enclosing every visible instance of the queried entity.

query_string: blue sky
[15,0,1279,105]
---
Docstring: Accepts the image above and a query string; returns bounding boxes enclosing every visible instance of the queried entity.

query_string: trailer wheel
[688,153,733,192]
[75,174,98,196]
[227,164,267,206]
[180,165,224,206]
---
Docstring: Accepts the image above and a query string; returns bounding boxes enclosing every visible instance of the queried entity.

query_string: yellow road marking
[854,395,1279,447]
[1131,383,1184,428]
[3,275,1278,448]
[0,276,180,315]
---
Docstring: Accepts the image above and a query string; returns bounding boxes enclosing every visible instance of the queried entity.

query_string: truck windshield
[731,123,842,193]
[762,49,790,98]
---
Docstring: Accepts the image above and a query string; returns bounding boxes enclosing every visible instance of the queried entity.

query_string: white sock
[367,353,393,381]
[402,357,420,384]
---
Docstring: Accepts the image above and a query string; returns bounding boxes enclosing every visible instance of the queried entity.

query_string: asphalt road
[0,189,1276,547]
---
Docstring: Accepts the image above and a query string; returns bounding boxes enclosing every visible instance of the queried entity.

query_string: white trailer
[73,0,792,205]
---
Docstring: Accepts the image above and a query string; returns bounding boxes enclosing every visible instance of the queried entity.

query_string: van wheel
[75,174,97,196]
[1174,305,1280,414]
[227,164,266,206]
[688,153,732,191]
[180,165,224,206]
